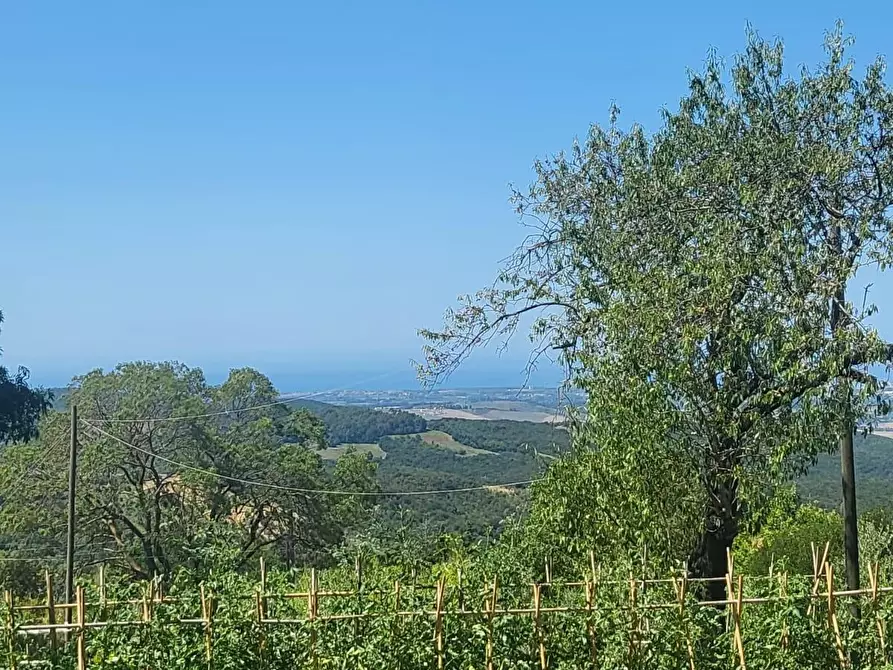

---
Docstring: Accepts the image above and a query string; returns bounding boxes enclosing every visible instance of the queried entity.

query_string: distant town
[280,386,586,422]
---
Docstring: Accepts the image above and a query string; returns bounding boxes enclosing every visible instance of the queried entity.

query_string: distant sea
[264,366,566,394]
[23,357,567,393]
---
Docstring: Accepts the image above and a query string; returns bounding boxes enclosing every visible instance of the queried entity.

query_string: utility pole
[837,285,860,617]
[830,218,860,621]
[65,404,77,620]
[841,398,859,605]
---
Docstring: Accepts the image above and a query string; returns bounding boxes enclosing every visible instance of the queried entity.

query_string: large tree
[0,311,51,445]
[420,27,893,594]
[0,362,377,579]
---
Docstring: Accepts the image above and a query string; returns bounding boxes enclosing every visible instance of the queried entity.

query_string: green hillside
[297,398,893,535]
[289,400,569,537]
[798,433,893,510]
[290,398,426,444]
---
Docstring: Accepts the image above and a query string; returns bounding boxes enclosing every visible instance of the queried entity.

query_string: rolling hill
[798,433,893,511]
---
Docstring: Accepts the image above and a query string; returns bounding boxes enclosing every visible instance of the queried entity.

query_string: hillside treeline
[293,398,426,444]
[428,418,568,454]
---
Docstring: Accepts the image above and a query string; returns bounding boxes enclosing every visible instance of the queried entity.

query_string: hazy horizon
[0,1,893,400]
[2,2,892,395]
[18,354,567,392]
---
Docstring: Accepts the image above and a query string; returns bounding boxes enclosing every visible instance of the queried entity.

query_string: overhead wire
[81,420,542,497]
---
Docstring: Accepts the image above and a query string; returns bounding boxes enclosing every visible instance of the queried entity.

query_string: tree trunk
[688,480,739,602]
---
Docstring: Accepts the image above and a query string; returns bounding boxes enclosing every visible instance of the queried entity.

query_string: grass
[410,430,496,456]
[317,431,494,461]
[318,443,386,461]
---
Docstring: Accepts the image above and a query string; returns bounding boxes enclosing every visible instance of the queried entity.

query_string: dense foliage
[0,363,377,579]
[294,398,427,444]
[428,418,568,455]
[0,310,51,445]
[374,434,540,536]
[421,26,893,596]
[7,544,893,670]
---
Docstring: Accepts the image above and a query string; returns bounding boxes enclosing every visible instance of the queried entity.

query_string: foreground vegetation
[7,536,893,670]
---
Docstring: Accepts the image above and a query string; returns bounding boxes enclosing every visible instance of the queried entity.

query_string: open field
[407,403,566,423]
[317,430,496,461]
[873,421,893,438]
[410,430,495,456]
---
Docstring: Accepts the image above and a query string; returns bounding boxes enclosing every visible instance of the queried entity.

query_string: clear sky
[2,1,892,390]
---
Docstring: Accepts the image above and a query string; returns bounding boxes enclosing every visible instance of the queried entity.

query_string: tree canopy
[0,363,377,579]
[421,26,893,591]
[293,399,427,445]
[0,311,51,445]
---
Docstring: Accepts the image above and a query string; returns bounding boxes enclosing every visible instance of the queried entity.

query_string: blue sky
[2,1,892,390]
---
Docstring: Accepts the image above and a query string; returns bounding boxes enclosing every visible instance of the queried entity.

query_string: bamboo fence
[4,547,893,669]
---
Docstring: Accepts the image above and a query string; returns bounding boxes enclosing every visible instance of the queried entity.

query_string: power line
[82,371,404,424]
[81,421,542,497]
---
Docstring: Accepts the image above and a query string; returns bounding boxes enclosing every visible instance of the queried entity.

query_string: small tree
[0,310,51,445]
[420,26,893,595]
[0,362,376,578]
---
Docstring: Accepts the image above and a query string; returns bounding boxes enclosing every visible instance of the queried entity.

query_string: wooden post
[98,564,106,609]
[255,589,266,664]
[255,556,267,659]
[544,558,552,585]
[840,399,861,620]
[641,544,649,599]
[354,556,363,640]
[779,572,790,650]
[65,405,78,625]
[736,574,745,669]
[258,557,267,617]
[628,577,638,658]
[589,550,597,584]
[434,577,445,670]
[724,573,746,670]
[869,562,886,657]
[808,542,831,617]
[393,580,402,670]
[486,577,498,670]
[6,591,15,670]
[673,574,695,670]
[141,583,151,623]
[200,584,213,668]
[76,585,86,670]
[725,549,734,635]
[533,583,546,670]
[44,570,57,653]
[585,579,598,668]
[826,563,847,668]
[309,568,319,670]
[457,568,464,613]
